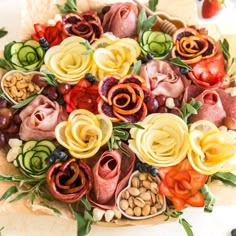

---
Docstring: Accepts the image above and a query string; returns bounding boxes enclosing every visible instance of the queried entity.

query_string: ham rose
[140,60,188,98]
[87,143,136,209]
[102,2,138,38]
[19,95,68,141]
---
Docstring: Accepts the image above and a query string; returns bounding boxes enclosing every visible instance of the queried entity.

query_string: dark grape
[0,131,7,148]
[13,113,22,125]
[0,98,8,108]
[5,123,19,135]
[146,97,159,113]
[32,74,48,88]
[57,83,72,95]
[174,98,181,108]
[157,106,167,113]
[0,115,10,129]
[156,95,166,106]
[42,86,58,101]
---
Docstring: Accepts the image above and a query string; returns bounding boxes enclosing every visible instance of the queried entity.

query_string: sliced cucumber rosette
[140,30,173,59]
[16,140,56,179]
[4,39,45,71]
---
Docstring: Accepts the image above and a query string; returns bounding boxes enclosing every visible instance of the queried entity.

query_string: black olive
[231,229,236,236]
[85,73,97,84]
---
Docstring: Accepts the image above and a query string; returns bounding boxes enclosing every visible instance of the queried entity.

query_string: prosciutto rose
[19,95,68,141]
[102,2,138,38]
[140,60,188,98]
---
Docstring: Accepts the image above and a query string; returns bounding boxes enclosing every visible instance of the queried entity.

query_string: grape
[0,108,14,119]
[146,97,159,113]
[42,86,58,101]
[156,95,166,106]
[5,123,19,135]
[13,113,22,125]
[0,98,8,108]
[32,74,48,88]
[57,83,71,95]
[0,131,6,148]
[0,115,10,129]
[157,106,167,113]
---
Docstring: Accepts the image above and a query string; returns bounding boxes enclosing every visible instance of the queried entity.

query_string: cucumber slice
[26,52,37,64]
[36,47,44,59]
[22,140,38,154]
[149,42,166,55]
[141,31,152,45]
[29,151,48,172]
[32,145,51,155]
[24,39,40,48]
[10,53,22,67]
[24,60,43,71]
[4,41,16,60]
[10,42,24,55]
[36,140,56,152]
[18,46,36,65]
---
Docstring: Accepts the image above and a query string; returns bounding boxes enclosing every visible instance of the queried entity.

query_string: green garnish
[170,58,192,71]
[131,60,142,74]
[40,69,59,86]
[12,93,38,109]
[219,38,230,62]
[212,172,236,187]
[201,184,216,213]
[0,27,8,38]
[56,0,80,14]
[108,122,144,156]
[80,40,94,55]
[148,0,159,11]
[137,8,157,41]
[176,98,202,124]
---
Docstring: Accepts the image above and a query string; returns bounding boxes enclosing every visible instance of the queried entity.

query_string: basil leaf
[137,8,147,34]
[30,192,36,205]
[0,186,18,201]
[39,191,54,201]
[170,58,192,71]
[142,15,157,32]
[12,93,38,109]
[149,0,159,11]
[80,197,91,211]
[179,218,194,236]
[212,172,236,187]
[131,60,142,75]
[10,191,29,203]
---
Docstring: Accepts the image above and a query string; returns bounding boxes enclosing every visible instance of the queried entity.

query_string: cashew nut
[11,86,24,97]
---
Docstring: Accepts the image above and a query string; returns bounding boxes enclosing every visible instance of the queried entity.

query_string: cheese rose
[55,109,112,159]
[128,113,189,167]
[44,36,93,84]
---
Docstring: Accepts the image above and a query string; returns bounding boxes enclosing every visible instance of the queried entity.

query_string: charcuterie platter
[0,0,236,236]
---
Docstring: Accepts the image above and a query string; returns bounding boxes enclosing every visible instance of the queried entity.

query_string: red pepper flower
[158,158,208,211]
[64,78,99,114]
[188,54,231,89]
[47,158,92,203]
[32,21,67,47]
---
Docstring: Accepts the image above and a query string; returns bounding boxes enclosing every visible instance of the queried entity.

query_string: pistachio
[121,190,130,199]
[142,180,151,189]
[128,196,135,208]
[139,187,146,194]
[131,176,140,188]
[150,192,156,205]
[134,207,142,217]
[125,207,134,216]
[150,182,158,194]
[119,199,129,211]
[139,172,148,181]
[128,187,140,197]
[140,192,151,201]
[134,197,145,208]
[113,208,122,219]
[154,202,162,210]
[142,205,150,216]
[159,194,164,205]
[150,206,157,215]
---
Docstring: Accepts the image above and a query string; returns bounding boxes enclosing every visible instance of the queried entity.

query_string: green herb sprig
[12,93,38,109]
[131,60,142,74]
[148,0,159,11]
[170,58,192,72]
[40,69,59,86]
[164,210,193,236]
[56,0,80,14]
[137,8,157,41]
[0,27,8,38]
[201,183,216,213]
[108,122,144,156]
[0,226,4,236]
[80,41,94,55]
[177,98,202,124]
[0,174,61,215]
[212,172,236,187]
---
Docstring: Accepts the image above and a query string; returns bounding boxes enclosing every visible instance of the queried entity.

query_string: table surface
[0,1,236,236]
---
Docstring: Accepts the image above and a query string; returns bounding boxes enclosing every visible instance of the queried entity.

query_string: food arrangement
[0,0,236,236]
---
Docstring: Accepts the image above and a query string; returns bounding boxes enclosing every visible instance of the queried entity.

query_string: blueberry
[141,163,150,172]
[150,167,159,177]
[146,53,154,61]
[231,229,236,236]
[179,67,189,75]
[46,154,57,165]
[57,151,69,161]
[135,161,142,170]
[85,73,97,84]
